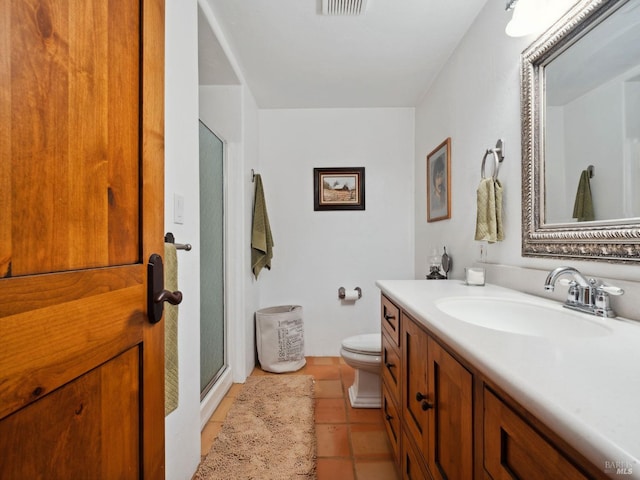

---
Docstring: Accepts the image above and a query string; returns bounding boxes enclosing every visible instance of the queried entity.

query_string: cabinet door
[427,337,473,480]
[382,382,401,464]
[484,388,591,480]
[401,313,430,456]
[402,431,431,480]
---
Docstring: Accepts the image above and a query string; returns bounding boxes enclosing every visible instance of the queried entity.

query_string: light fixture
[505,0,518,10]
[505,0,566,37]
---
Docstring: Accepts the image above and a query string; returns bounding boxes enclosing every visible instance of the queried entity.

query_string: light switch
[174,194,184,224]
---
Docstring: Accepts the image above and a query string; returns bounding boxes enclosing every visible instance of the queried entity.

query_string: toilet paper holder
[338,287,362,300]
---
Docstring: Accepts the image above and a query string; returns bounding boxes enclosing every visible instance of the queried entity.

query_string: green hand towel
[474,178,504,243]
[572,169,595,222]
[251,174,274,278]
[164,242,179,416]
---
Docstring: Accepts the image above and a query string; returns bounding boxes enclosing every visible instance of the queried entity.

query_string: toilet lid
[342,333,381,354]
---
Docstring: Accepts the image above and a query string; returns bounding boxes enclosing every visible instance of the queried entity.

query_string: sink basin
[434,297,612,338]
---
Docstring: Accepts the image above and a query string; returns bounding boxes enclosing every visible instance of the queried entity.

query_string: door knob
[148,253,183,324]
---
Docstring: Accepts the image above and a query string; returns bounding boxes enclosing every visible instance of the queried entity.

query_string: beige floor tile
[226,383,243,398]
[200,421,223,456]
[315,379,345,398]
[309,356,340,366]
[348,406,384,424]
[354,459,400,480]
[316,424,351,457]
[210,397,234,422]
[315,398,348,424]
[317,458,356,480]
[350,424,393,457]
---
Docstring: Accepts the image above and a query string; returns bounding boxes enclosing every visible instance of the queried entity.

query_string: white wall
[165,3,261,475]
[414,0,640,321]
[164,0,201,478]
[197,5,261,383]
[258,108,415,355]
[241,89,261,372]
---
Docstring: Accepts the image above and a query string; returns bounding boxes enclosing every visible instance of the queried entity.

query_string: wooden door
[0,0,165,478]
[427,337,473,480]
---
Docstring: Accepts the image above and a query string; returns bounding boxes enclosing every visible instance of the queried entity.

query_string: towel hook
[481,139,504,180]
[493,139,505,163]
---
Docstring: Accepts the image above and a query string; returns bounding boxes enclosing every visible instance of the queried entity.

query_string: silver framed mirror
[521,0,640,262]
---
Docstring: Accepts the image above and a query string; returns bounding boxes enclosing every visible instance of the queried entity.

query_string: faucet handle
[594,283,623,317]
[597,284,624,296]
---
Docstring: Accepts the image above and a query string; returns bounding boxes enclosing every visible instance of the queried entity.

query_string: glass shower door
[199,120,225,398]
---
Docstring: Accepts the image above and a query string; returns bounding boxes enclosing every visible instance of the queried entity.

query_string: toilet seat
[341,333,381,355]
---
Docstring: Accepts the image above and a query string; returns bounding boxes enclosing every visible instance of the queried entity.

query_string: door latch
[147,253,183,324]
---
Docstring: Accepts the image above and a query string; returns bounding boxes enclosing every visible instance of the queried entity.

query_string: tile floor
[200,356,400,480]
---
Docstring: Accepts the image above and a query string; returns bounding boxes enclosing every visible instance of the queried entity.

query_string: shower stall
[199,120,226,400]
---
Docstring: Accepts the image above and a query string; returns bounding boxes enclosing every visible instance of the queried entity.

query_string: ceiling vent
[321,0,368,16]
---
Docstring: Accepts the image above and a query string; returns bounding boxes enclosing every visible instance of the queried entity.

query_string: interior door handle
[155,290,182,305]
[148,253,183,324]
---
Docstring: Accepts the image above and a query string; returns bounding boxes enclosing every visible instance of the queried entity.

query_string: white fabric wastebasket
[256,305,306,373]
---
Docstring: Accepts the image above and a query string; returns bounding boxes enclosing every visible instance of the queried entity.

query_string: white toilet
[340,333,382,408]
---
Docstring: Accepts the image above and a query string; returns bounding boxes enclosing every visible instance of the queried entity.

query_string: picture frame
[313,167,365,211]
[426,137,451,222]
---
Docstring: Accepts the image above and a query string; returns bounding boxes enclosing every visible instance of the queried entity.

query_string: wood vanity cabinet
[380,293,606,480]
[400,309,473,480]
[381,295,402,465]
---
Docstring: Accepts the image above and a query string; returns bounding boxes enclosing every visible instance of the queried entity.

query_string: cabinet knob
[385,414,393,421]
[421,400,433,411]
[384,313,395,321]
[416,392,426,402]
[385,362,395,369]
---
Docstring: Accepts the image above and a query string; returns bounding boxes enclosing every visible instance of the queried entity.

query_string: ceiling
[199,0,488,109]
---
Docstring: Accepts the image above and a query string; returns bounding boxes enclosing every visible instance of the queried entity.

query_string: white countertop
[376,280,640,479]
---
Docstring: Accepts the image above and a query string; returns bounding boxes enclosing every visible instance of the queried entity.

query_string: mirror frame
[521,0,640,263]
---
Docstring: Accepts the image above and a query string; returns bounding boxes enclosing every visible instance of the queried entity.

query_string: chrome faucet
[544,266,624,318]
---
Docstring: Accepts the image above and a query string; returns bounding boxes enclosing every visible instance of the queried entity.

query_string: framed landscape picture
[427,138,451,222]
[313,167,365,211]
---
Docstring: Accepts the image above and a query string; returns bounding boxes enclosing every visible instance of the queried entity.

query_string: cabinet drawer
[382,382,401,465]
[381,295,401,347]
[484,388,590,480]
[382,332,401,402]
